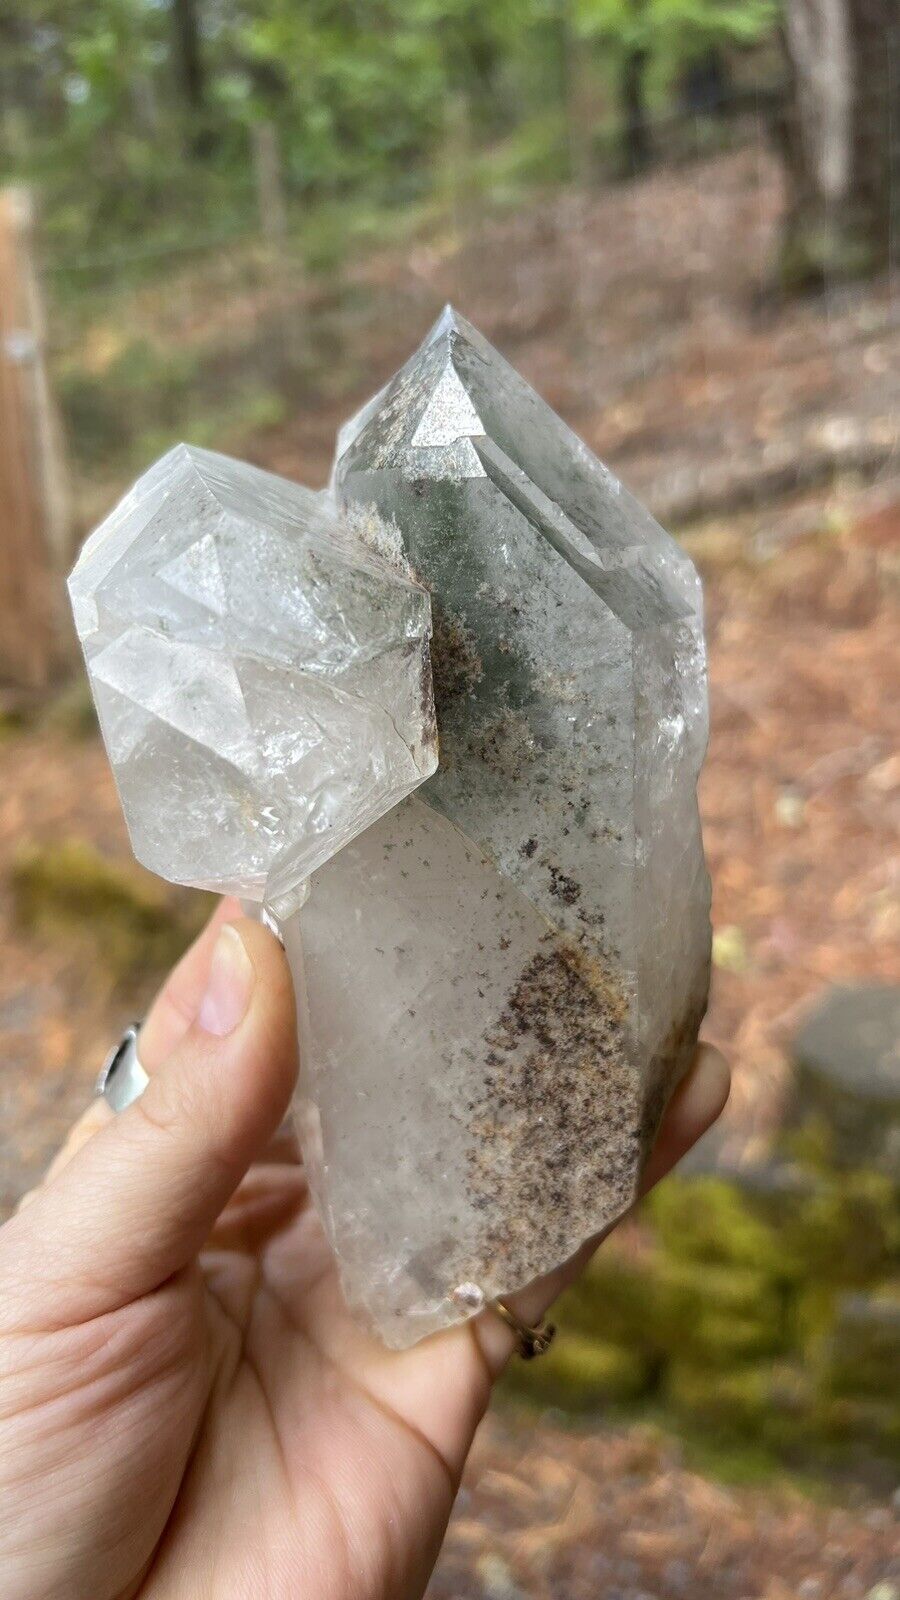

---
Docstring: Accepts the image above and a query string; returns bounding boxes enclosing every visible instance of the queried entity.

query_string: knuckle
[131,1049,241,1178]
[131,1075,187,1143]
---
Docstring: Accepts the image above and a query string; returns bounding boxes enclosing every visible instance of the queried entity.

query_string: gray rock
[793,984,900,1171]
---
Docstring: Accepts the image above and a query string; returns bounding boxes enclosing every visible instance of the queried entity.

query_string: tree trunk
[172,0,205,113]
[620,44,651,174]
[171,0,212,156]
[619,0,651,177]
[780,0,898,286]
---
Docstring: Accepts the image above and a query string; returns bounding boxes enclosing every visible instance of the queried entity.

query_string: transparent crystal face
[69,445,437,915]
[296,305,712,1346]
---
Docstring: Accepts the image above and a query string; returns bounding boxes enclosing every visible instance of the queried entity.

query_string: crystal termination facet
[69,445,437,920]
[292,306,712,1345]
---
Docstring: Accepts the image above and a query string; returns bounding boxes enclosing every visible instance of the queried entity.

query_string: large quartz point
[296,306,711,1345]
[69,444,436,917]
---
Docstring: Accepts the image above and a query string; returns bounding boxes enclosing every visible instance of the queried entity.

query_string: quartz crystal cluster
[69,445,436,919]
[70,311,711,1351]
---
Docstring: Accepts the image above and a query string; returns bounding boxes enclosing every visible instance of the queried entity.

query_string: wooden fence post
[0,185,69,692]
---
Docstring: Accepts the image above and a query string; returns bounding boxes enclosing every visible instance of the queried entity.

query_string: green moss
[812,1393,900,1460]
[782,1170,899,1287]
[666,1361,813,1439]
[502,1333,652,1411]
[0,709,26,740]
[12,838,209,980]
[674,1429,821,1493]
[555,1253,661,1349]
[665,1258,786,1363]
[562,1251,785,1368]
[500,1153,899,1483]
[792,1282,839,1352]
[778,219,885,295]
[647,1167,899,1288]
[822,1285,900,1400]
[780,1115,837,1174]
[646,1176,792,1277]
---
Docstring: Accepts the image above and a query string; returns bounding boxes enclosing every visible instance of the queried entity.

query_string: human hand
[0,903,729,1600]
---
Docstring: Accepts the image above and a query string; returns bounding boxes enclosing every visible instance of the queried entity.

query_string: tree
[170,0,217,156]
[575,0,776,176]
[620,0,651,174]
[779,0,898,285]
[171,0,206,118]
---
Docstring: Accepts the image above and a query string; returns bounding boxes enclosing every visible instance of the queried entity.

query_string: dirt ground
[429,1414,899,1599]
[2,143,898,1591]
[255,147,898,516]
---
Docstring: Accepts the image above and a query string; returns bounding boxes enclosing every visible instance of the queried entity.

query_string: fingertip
[640,1042,731,1193]
[683,1042,731,1122]
[229,917,297,1036]
[207,916,300,1122]
[139,896,244,1070]
[688,1036,723,1113]
[133,916,297,1192]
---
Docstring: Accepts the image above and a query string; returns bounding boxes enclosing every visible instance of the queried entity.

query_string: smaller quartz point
[69,445,436,917]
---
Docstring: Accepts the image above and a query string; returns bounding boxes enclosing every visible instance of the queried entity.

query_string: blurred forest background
[0,3,898,1597]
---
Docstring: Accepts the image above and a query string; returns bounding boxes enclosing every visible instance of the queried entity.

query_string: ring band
[491,1299,556,1360]
[95,1023,148,1112]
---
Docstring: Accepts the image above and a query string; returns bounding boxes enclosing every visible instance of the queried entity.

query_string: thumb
[1,920,298,1329]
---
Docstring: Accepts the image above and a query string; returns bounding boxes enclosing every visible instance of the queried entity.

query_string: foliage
[0,0,779,264]
[504,1333,652,1408]
[574,0,778,61]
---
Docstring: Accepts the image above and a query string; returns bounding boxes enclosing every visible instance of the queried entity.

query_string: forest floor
[429,1413,899,1600]
[3,143,898,1593]
[255,146,898,516]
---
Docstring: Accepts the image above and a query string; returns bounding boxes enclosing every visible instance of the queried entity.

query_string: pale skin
[0,901,729,1600]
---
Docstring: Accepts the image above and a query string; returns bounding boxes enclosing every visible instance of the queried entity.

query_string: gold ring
[491,1299,556,1360]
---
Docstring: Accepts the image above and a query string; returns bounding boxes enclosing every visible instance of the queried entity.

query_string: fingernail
[198,925,254,1037]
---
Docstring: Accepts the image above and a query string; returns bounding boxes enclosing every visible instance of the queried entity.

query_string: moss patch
[646,1175,800,1278]
[666,1360,813,1441]
[556,1250,785,1368]
[12,838,209,981]
[503,1334,652,1411]
[502,1159,900,1483]
[823,1284,900,1399]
